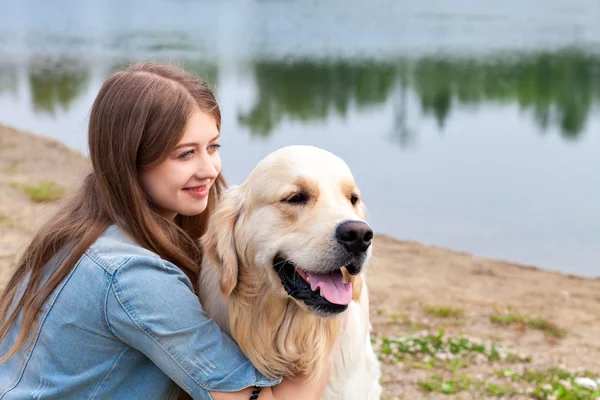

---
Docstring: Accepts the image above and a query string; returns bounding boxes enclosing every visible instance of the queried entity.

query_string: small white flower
[558,379,572,390]
[541,383,553,391]
[574,377,598,390]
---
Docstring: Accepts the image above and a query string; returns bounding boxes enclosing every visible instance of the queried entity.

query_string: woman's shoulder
[85,224,163,275]
[85,224,193,291]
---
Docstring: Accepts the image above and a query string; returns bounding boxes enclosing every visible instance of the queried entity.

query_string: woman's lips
[183,185,209,198]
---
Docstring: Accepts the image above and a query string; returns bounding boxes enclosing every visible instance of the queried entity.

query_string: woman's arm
[211,361,332,400]
[106,255,283,399]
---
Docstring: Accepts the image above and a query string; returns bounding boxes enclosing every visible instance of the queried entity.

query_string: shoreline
[376,233,598,281]
[1,123,595,281]
[2,123,599,399]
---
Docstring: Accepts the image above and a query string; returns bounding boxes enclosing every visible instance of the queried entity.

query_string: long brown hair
[0,62,225,363]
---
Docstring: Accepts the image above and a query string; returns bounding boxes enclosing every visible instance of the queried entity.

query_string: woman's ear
[201,185,244,298]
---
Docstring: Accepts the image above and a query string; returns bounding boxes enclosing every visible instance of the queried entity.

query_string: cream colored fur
[198,145,382,399]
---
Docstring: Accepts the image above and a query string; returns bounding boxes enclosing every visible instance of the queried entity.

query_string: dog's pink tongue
[308,270,352,305]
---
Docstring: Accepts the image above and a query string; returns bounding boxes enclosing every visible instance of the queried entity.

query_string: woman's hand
[210,351,334,400]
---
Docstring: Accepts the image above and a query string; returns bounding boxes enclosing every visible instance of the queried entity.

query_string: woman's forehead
[178,110,220,144]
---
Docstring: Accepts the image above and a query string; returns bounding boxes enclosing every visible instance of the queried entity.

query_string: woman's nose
[196,152,219,180]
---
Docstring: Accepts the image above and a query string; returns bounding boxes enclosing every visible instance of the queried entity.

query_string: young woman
[0,62,332,400]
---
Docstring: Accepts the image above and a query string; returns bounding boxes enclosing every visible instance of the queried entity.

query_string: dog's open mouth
[294,267,353,305]
[273,257,353,316]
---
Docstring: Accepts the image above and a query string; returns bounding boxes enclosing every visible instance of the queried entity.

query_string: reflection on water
[4,49,599,142]
[0,65,17,95]
[242,49,600,141]
[27,59,90,116]
[107,60,220,88]
[239,60,398,136]
[412,50,600,138]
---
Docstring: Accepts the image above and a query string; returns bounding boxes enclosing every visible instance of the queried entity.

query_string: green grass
[372,329,529,370]
[0,213,26,229]
[11,180,65,203]
[413,366,600,398]
[490,308,566,339]
[0,213,22,229]
[424,305,465,319]
[418,374,472,395]
[0,213,10,225]
[483,381,517,396]
[373,311,591,398]
[498,367,600,399]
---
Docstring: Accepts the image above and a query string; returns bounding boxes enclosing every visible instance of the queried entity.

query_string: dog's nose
[335,221,373,255]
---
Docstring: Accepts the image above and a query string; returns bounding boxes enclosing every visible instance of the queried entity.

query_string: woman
[0,62,332,400]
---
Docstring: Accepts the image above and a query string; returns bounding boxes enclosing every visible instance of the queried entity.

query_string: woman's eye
[179,150,195,159]
[285,193,308,204]
[208,144,221,152]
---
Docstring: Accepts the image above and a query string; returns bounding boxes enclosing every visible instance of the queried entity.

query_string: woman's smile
[183,184,210,198]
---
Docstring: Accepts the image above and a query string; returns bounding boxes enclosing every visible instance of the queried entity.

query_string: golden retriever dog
[198,145,382,399]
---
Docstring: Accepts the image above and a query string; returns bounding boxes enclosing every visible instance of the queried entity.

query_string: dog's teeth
[306,276,310,282]
[342,268,349,283]
[319,289,323,297]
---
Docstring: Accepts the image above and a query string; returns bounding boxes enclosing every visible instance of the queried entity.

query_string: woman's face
[140,110,221,220]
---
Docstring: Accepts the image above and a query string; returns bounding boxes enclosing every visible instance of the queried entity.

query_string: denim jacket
[0,225,280,399]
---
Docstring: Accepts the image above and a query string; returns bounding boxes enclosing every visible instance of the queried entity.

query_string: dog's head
[202,145,372,317]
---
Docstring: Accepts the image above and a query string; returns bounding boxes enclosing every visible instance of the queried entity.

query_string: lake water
[0,0,599,276]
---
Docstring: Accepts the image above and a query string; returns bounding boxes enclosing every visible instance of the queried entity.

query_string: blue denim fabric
[0,225,279,399]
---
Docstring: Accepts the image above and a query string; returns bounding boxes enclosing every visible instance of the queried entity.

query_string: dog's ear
[201,185,244,298]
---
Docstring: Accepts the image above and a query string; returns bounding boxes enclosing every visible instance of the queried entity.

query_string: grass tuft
[11,180,65,203]
[418,374,472,395]
[424,305,465,319]
[491,307,566,339]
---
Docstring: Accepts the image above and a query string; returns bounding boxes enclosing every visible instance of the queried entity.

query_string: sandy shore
[1,124,599,399]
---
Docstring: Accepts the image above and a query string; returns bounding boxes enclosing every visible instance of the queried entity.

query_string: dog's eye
[285,193,308,204]
[350,194,359,205]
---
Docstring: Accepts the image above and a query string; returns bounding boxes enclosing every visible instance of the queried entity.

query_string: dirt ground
[1,124,599,399]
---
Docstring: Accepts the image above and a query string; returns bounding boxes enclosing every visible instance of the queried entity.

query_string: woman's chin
[179,202,209,217]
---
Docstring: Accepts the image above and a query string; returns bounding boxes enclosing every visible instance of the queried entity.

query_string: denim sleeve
[105,255,281,400]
